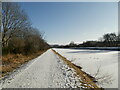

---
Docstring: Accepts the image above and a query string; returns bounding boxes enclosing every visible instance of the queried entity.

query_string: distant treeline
[52,33,120,48]
[1,3,49,55]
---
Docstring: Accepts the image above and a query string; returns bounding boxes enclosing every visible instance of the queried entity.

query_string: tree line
[54,33,120,48]
[79,33,120,47]
[1,2,49,55]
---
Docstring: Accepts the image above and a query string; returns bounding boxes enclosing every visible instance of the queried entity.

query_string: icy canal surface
[1,49,82,88]
[53,48,118,88]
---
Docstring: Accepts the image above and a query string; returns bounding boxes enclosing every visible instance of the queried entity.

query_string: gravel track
[1,49,82,88]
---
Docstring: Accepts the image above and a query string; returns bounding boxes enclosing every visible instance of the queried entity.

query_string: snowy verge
[53,49,100,88]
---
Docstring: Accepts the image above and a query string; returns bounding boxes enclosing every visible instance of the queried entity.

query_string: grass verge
[52,49,103,90]
[0,50,47,78]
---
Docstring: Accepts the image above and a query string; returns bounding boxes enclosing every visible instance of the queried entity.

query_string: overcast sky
[19,2,118,45]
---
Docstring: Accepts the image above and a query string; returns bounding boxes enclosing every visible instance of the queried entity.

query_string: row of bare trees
[80,33,120,47]
[1,2,49,55]
[54,33,119,48]
[100,33,120,47]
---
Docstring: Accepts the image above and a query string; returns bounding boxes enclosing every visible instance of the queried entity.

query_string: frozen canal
[54,48,119,88]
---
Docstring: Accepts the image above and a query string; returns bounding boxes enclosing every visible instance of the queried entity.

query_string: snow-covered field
[53,48,119,88]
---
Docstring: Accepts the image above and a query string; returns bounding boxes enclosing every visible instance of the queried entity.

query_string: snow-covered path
[2,49,81,88]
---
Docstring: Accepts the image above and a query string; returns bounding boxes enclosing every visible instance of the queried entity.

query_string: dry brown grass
[1,50,46,77]
[52,49,103,90]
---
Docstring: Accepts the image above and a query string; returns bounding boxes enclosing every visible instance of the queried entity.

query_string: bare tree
[103,33,117,46]
[69,41,76,47]
[2,2,31,47]
[2,2,49,55]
